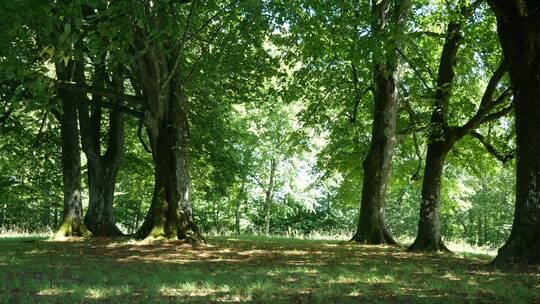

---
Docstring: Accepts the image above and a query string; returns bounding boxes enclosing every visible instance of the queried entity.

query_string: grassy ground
[0,235,539,303]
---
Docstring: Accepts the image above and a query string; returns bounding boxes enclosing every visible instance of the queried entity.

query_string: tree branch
[455,59,509,136]
[480,104,513,124]
[0,106,14,129]
[396,47,432,91]
[407,31,446,38]
[137,114,152,153]
[470,130,515,164]
[56,82,145,106]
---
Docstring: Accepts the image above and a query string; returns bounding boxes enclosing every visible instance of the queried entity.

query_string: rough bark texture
[409,141,453,251]
[351,0,407,245]
[79,65,124,237]
[489,0,540,264]
[408,3,508,252]
[408,16,464,252]
[53,64,90,239]
[133,43,201,241]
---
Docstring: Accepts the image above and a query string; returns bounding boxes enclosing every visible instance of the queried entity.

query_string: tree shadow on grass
[0,237,538,303]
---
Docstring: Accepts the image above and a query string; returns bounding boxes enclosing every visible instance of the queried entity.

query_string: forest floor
[0,235,539,303]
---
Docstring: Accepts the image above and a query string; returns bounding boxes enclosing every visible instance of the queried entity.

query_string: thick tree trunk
[351,0,406,245]
[408,4,480,252]
[408,142,452,251]
[83,154,123,236]
[136,74,200,241]
[489,1,540,264]
[81,110,124,236]
[351,67,399,244]
[54,65,90,239]
[54,101,90,239]
[79,66,124,237]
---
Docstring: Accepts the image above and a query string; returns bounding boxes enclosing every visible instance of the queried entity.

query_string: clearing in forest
[0,236,538,303]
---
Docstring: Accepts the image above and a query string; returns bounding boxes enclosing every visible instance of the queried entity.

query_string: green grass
[0,235,539,303]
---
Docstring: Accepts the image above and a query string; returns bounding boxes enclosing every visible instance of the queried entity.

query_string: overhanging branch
[56,82,145,106]
[470,130,515,164]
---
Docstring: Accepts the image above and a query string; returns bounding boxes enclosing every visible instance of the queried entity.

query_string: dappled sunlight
[1,237,539,303]
[441,272,462,281]
[38,288,66,296]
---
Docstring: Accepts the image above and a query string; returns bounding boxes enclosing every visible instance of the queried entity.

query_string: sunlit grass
[0,234,538,303]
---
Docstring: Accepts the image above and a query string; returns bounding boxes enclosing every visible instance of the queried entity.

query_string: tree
[350,0,409,244]
[53,60,91,239]
[78,64,126,237]
[408,2,512,252]
[85,0,276,240]
[488,0,540,264]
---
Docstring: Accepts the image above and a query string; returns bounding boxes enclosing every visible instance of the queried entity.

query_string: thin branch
[137,114,152,153]
[160,0,199,94]
[480,105,513,124]
[350,63,372,124]
[31,110,48,150]
[77,99,142,117]
[0,106,14,129]
[249,173,264,188]
[396,47,432,91]
[411,132,423,181]
[185,0,235,43]
[455,59,509,136]
[184,21,226,82]
[470,130,515,164]
[407,31,446,38]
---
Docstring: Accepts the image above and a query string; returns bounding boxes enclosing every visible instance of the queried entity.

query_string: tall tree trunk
[408,2,503,252]
[236,182,245,236]
[264,158,276,236]
[54,64,90,239]
[408,142,452,251]
[130,4,201,241]
[351,0,407,244]
[78,64,124,237]
[135,69,200,241]
[489,1,540,264]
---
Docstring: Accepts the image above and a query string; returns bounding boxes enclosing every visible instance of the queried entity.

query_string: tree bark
[74,61,124,237]
[134,55,201,240]
[264,158,276,236]
[236,181,245,236]
[489,0,540,264]
[409,141,453,251]
[53,63,90,239]
[351,0,407,245]
[81,110,124,236]
[408,2,504,252]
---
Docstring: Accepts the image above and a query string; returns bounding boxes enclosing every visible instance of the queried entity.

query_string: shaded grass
[0,235,538,303]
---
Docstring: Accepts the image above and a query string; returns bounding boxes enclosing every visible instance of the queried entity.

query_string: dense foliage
[1,0,538,263]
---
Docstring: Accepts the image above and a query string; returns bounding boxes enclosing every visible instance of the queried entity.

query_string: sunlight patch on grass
[38,288,66,296]
[266,266,318,276]
[447,242,497,257]
[85,286,130,299]
[281,249,314,256]
[328,275,359,284]
[160,282,232,298]
[441,272,463,281]
[467,277,479,286]
[365,274,394,284]
[2,236,539,303]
